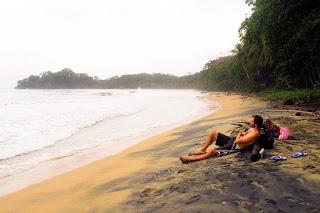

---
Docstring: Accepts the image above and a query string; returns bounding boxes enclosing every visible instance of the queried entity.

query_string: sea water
[0,89,218,182]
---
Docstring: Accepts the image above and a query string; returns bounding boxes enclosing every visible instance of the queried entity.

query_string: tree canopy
[235,0,320,89]
[16,69,96,89]
[16,69,199,89]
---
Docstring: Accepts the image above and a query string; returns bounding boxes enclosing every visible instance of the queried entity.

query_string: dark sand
[109,108,320,212]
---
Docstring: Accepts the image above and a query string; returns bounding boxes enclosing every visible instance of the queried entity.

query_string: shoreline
[0,91,217,196]
[0,92,264,211]
[1,92,319,212]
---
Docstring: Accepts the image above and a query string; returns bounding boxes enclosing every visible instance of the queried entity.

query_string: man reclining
[179,115,263,163]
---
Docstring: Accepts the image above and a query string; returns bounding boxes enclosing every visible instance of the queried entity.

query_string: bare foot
[179,156,191,163]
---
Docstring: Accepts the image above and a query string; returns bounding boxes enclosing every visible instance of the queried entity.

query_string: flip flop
[291,152,308,158]
[270,155,287,161]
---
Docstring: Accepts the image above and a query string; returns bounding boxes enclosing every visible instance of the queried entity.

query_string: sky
[0,0,251,88]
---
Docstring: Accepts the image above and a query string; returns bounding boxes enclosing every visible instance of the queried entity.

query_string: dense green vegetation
[97,72,199,89]
[200,0,320,92]
[16,69,97,89]
[16,0,320,100]
[16,68,200,89]
[261,87,320,100]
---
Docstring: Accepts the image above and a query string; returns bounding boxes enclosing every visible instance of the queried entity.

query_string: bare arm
[235,130,259,144]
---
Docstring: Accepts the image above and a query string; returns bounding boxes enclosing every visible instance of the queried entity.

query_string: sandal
[270,155,287,161]
[291,152,308,158]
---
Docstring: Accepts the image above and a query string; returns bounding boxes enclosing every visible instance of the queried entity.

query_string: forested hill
[198,0,320,91]
[16,0,320,92]
[15,69,199,89]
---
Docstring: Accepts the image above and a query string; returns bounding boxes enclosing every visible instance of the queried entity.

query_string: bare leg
[180,148,218,163]
[195,128,218,154]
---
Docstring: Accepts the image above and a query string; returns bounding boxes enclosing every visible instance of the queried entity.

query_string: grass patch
[260,87,320,100]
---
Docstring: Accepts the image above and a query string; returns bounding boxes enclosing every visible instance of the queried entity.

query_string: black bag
[257,133,274,149]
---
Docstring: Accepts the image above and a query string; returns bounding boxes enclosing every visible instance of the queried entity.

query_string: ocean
[0,89,218,184]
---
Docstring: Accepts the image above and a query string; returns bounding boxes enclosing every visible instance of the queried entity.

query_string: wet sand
[0,92,319,212]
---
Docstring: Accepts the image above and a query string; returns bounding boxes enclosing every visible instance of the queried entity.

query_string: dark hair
[252,115,263,129]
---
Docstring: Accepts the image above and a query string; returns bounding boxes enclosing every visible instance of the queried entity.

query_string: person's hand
[240,130,248,136]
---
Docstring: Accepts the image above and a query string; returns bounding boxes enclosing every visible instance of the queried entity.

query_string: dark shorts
[216,133,235,150]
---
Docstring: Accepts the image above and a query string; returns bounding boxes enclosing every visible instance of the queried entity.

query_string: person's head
[249,115,263,129]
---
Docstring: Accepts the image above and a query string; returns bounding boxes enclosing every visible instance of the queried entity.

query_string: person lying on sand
[179,115,263,163]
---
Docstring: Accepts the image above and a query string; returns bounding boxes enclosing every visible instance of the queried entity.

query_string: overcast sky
[0,0,251,88]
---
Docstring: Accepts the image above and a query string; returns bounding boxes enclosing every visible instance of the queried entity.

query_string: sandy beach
[0,92,320,212]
